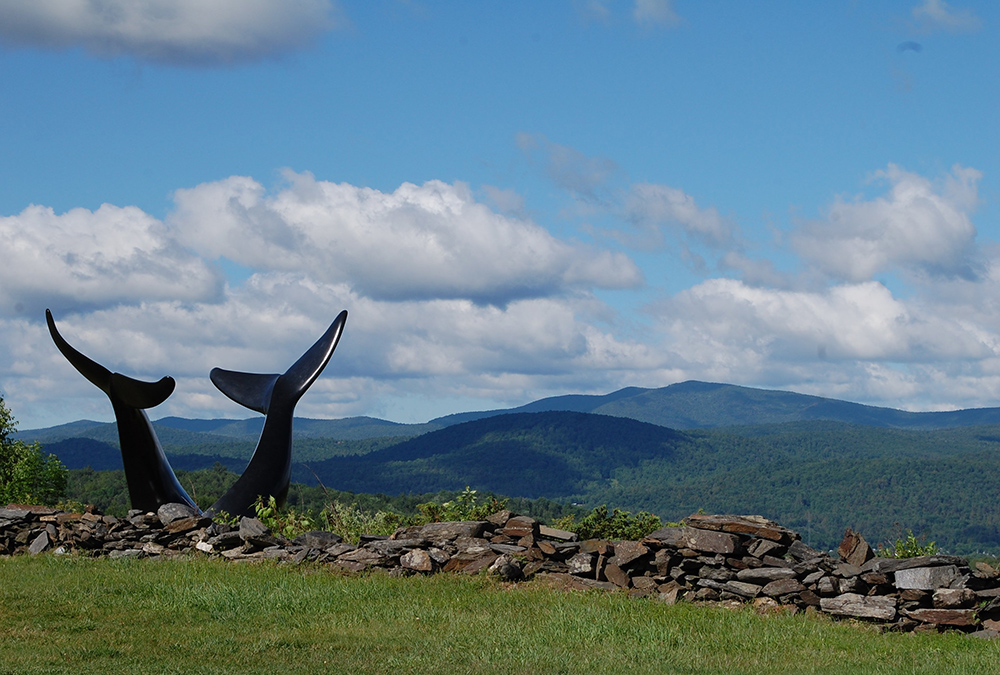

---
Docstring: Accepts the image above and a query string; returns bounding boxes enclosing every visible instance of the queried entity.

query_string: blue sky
[1,0,998,429]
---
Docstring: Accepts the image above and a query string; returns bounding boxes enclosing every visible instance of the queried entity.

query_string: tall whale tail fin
[46,309,113,395]
[209,310,347,412]
[46,309,175,408]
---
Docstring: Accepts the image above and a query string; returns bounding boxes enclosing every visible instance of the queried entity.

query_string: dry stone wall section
[4,504,1000,637]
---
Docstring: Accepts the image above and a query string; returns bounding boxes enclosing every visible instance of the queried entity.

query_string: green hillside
[307,412,1000,555]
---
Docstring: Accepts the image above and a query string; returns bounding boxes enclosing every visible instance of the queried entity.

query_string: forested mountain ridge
[20,380,1000,449]
[431,380,1000,430]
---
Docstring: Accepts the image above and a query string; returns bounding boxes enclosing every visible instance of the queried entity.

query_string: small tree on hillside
[0,394,67,505]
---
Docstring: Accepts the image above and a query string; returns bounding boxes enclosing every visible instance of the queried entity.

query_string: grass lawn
[1,555,998,674]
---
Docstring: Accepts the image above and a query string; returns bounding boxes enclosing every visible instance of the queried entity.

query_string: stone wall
[3,503,999,637]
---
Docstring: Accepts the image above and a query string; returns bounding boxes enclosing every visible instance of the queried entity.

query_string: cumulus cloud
[0,203,222,317]
[633,0,682,28]
[168,171,642,305]
[791,164,981,282]
[912,0,981,33]
[0,0,340,65]
[652,276,1000,407]
[5,271,657,427]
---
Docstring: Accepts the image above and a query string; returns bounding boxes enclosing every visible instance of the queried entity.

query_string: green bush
[555,505,663,541]
[0,396,67,506]
[414,486,507,524]
[879,529,939,558]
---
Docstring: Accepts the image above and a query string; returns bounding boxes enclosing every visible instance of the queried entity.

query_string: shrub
[0,396,68,506]
[555,505,663,541]
[414,486,507,524]
[879,528,939,558]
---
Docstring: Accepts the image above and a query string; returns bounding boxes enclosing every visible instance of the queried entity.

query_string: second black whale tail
[46,310,198,513]
[207,310,348,517]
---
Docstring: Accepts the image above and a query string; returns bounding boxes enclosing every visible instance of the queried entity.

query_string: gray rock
[736,567,797,583]
[820,593,896,621]
[685,514,798,544]
[700,566,736,582]
[538,525,578,542]
[399,521,487,542]
[933,588,977,609]
[401,549,435,572]
[895,565,961,591]
[488,553,523,581]
[723,580,762,599]
[502,516,537,538]
[28,531,50,555]
[646,526,741,555]
[157,503,200,527]
[293,531,343,548]
[610,541,649,568]
[905,608,978,626]
[762,578,806,597]
[238,517,270,540]
[567,552,596,576]
[787,540,823,562]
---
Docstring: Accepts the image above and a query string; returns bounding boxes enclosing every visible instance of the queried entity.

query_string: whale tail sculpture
[45,310,199,513]
[207,310,348,517]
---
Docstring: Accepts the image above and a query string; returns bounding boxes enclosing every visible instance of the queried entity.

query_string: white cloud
[633,0,682,28]
[169,171,642,305]
[791,164,981,282]
[5,272,657,427]
[0,0,340,66]
[0,203,222,317]
[912,0,981,33]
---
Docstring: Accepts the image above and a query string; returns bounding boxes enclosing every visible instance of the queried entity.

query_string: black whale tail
[45,309,197,513]
[206,310,347,517]
[209,310,347,413]
[46,309,175,408]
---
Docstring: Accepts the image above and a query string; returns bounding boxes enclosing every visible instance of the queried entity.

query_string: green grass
[1,556,998,674]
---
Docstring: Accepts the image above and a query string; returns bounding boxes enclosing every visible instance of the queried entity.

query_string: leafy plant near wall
[878,527,939,558]
[0,396,67,506]
[554,505,665,541]
[414,486,507,523]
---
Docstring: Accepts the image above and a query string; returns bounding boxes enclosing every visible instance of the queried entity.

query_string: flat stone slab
[646,526,741,555]
[538,525,577,542]
[686,514,798,544]
[894,566,961,591]
[609,541,649,568]
[906,608,978,626]
[820,593,896,621]
[736,567,797,583]
[865,555,967,574]
[762,578,806,597]
[396,521,487,541]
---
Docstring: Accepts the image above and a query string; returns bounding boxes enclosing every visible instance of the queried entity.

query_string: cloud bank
[2,158,999,429]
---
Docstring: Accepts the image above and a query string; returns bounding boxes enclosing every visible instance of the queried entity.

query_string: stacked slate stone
[3,503,1000,636]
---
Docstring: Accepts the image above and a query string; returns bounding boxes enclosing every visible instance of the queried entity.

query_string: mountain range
[19,380,1000,555]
